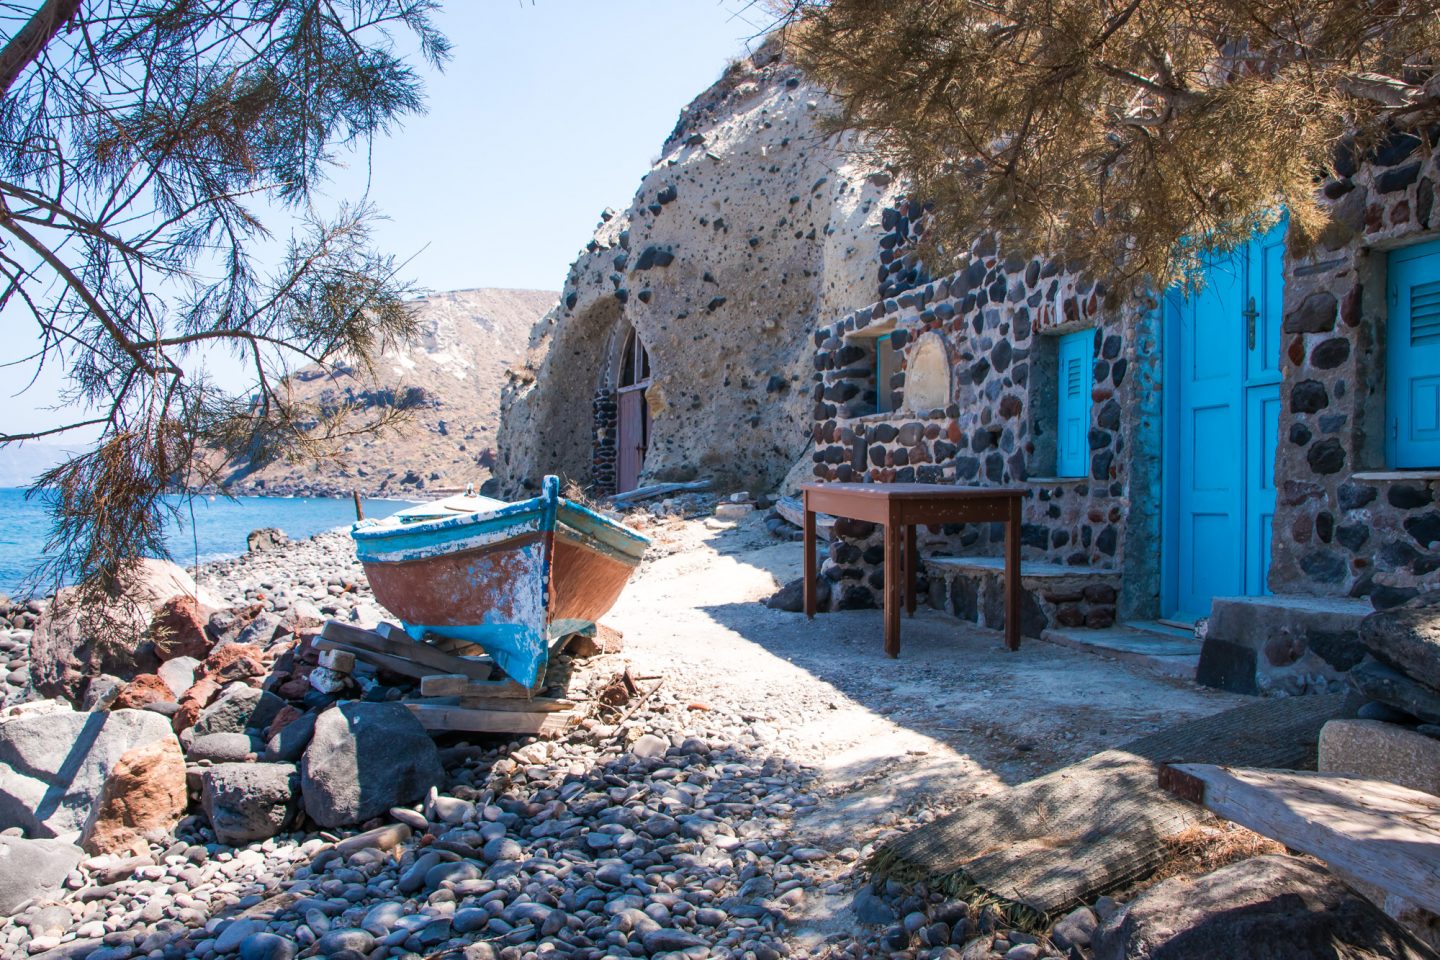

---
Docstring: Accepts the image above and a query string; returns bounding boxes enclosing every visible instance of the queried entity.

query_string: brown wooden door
[616,328,651,493]
[617,386,647,493]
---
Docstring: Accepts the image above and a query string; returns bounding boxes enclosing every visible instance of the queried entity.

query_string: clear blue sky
[327,0,765,293]
[1,1,766,435]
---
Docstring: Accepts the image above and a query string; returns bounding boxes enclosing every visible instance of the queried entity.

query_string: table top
[800,482,1026,500]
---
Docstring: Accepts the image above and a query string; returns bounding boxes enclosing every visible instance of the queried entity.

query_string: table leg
[1005,496,1022,651]
[803,496,817,620]
[905,524,918,617]
[884,520,901,657]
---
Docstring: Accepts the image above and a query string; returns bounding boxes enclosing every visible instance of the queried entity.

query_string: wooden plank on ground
[457,697,575,713]
[321,622,493,680]
[776,496,834,540]
[404,702,574,736]
[419,674,534,699]
[607,479,712,506]
[1162,764,1440,915]
[873,692,1347,920]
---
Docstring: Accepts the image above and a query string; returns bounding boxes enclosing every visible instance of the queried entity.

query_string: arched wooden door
[616,328,651,493]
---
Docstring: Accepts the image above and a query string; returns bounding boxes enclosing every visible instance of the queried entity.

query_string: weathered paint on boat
[352,476,649,686]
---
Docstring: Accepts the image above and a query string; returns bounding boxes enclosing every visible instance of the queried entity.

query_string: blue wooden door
[1388,238,1440,468]
[1168,222,1286,621]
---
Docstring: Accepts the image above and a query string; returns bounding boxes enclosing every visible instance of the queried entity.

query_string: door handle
[1242,296,1259,351]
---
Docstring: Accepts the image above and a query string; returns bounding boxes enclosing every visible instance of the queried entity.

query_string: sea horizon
[0,487,417,598]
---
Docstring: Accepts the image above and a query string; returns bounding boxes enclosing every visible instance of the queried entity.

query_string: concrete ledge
[1319,719,1440,797]
[1041,626,1199,680]
[1198,594,1372,696]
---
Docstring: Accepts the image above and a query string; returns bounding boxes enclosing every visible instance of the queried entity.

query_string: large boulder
[301,703,443,829]
[30,559,221,702]
[1093,855,1436,960]
[201,762,301,845]
[0,836,84,913]
[0,707,180,838]
[1361,592,1440,693]
[80,738,187,856]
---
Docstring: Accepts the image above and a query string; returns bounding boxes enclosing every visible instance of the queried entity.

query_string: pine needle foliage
[0,1,449,595]
[785,0,1440,290]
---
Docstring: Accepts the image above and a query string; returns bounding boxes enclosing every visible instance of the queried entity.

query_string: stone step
[1198,594,1373,696]
[1041,625,1200,680]
[1124,619,1198,641]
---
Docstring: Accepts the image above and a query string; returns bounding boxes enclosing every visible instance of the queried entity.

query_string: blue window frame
[1056,329,1094,477]
[1388,238,1440,469]
[875,333,899,414]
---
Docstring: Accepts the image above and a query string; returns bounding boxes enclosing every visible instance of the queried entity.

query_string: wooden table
[801,483,1027,655]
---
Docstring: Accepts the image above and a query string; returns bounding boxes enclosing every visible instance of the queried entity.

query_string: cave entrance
[616,325,652,493]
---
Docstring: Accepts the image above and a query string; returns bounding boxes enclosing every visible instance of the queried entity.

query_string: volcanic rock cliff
[222,288,555,498]
[494,38,898,497]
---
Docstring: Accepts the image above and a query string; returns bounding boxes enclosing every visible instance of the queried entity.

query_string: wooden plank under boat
[351,476,649,686]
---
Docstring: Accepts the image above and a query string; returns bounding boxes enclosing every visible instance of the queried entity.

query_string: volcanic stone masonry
[809,241,1146,628]
[809,128,1440,639]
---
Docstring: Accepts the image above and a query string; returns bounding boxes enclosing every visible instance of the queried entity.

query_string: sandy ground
[609,511,1248,948]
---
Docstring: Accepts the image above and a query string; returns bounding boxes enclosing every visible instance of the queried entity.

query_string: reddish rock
[112,674,175,710]
[266,705,304,741]
[149,596,211,662]
[172,678,221,733]
[203,644,266,684]
[81,738,187,856]
[276,677,311,700]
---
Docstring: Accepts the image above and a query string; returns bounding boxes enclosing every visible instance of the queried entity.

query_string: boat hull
[352,477,648,686]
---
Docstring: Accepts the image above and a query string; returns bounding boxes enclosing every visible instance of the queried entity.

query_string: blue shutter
[1056,329,1094,477]
[1388,239,1440,468]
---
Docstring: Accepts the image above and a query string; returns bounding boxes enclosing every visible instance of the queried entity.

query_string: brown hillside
[222,287,556,498]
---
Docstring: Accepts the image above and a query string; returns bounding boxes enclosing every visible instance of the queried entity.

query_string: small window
[1056,329,1094,477]
[1388,239,1440,468]
[876,333,901,414]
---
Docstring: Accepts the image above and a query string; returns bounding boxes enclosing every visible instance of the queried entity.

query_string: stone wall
[809,130,1440,628]
[809,243,1160,618]
[1270,132,1440,606]
[494,40,899,497]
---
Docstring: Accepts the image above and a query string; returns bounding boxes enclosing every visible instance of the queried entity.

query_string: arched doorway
[616,327,651,492]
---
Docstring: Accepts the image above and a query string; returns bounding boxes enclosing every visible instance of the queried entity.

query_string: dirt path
[608,511,1248,948]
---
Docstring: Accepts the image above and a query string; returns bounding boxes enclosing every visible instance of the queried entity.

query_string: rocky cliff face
[223,288,555,498]
[494,39,896,497]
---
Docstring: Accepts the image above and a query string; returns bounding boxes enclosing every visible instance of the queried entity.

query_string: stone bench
[923,555,1121,639]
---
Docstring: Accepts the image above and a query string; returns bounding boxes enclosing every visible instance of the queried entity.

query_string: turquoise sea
[0,488,414,597]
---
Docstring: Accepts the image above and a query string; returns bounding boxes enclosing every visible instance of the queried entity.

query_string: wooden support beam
[404,702,574,736]
[312,639,434,680]
[418,673,535,699]
[1163,763,1440,915]
[321,621,493,680]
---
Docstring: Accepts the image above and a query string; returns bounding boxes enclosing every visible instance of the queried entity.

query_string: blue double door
[1165,222,1286,622]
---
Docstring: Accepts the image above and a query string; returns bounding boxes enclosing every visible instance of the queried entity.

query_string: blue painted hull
[353,476,649,686]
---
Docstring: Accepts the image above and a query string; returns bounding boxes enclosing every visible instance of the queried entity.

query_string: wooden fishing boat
[351,476,650,687]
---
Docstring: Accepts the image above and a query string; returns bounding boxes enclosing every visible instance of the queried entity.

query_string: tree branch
[0,0,82,98]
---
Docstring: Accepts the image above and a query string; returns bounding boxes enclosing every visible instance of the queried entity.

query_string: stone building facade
[808,132,1440,696]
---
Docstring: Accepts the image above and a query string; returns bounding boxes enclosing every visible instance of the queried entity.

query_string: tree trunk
[0,0,83,99]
